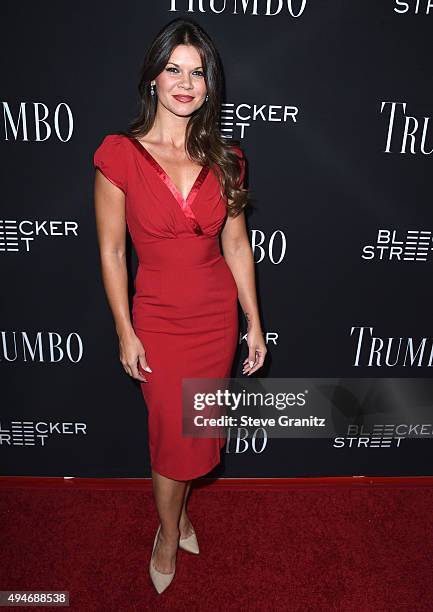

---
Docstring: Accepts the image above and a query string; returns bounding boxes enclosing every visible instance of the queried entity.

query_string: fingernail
[145,366,152,372]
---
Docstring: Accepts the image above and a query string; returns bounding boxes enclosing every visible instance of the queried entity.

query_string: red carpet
[1,477,432,611]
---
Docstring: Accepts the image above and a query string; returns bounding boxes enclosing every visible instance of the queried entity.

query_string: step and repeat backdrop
[1,1,432,478]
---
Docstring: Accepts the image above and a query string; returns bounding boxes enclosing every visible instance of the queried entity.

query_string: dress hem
[150,442,226,481]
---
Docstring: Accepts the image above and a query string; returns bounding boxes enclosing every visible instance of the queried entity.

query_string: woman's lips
[173,95,194,103]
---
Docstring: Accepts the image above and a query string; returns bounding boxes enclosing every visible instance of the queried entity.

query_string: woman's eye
[165,67,204,77]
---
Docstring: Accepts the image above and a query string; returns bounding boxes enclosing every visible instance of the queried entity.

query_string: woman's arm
[93,170,150,381]
[221,210,267,375]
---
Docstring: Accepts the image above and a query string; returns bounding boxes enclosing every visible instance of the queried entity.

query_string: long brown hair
[121,17,249,217]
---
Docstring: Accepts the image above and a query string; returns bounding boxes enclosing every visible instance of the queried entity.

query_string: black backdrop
[1,1,432,478]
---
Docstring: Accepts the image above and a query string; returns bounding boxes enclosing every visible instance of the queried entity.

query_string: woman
[93,17,266,594]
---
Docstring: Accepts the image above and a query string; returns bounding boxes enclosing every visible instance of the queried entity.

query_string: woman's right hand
[119,330,152,382]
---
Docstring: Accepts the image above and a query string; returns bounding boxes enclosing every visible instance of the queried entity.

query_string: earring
[205,94,208,101]
[150,83,155,96]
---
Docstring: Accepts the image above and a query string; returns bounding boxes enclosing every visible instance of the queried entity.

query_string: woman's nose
[180,74,193,88]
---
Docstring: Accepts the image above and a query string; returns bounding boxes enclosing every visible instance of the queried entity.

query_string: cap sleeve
[93,134,128,194]
[231,144,246,188]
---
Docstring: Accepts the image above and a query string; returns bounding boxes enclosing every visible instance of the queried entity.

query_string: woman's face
[154,44,207,116]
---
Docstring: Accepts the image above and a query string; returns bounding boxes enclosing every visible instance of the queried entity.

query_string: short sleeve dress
[93,134,245,480]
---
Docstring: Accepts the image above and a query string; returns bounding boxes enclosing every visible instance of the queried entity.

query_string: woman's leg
[151,469,185,573]
[179,481,195,538]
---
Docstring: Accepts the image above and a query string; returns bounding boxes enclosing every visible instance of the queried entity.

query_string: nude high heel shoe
[178,524,200,555]
[149,524,176,594]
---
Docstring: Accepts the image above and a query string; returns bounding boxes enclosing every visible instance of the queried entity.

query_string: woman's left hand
[242,327,267,376]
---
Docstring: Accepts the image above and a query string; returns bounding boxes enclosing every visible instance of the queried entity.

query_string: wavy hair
[120,17,249,217]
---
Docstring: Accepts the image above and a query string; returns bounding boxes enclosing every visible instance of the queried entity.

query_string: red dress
[93,134,245,480]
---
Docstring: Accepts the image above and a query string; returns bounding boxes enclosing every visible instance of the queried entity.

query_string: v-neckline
[128,136,209,209]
